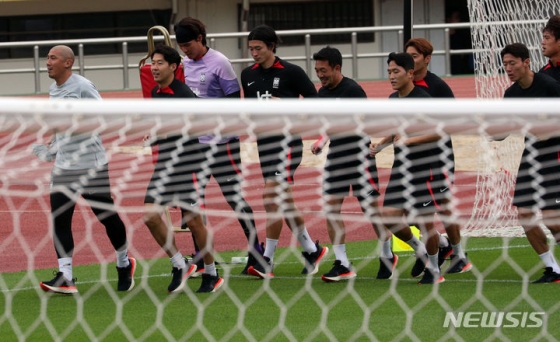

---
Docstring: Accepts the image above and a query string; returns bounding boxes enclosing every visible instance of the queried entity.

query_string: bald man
[34,45,135,294]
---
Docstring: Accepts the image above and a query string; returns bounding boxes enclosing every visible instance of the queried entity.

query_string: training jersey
[389,86,431,99]
[49,74,107,171]
[183,48,240,144]
[242,56,317,151]
[151,78,198,161]
[318,77,368,154]
[413,71,454,98]
[539,59,560,81]
[241,57,317,99]
[503,72,560,98]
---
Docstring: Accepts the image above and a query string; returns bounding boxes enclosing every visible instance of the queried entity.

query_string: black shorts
[198,137,242,181]
[324,135,380,202]
[257,135,302,183]
[383,143,450,214]
[51,164,112,198]
[513,136,560,210]
[144,137,204,208]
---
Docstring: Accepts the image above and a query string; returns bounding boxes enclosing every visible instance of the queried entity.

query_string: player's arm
[370,135,395,156]
[240,69,251,98]
[216,60,242,98]
[311,135,329,155]
[32,136,57,162]
[403,133,441,145]
[293,66,318,98]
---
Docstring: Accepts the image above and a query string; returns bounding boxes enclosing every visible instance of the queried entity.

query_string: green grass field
[1,237,559,341]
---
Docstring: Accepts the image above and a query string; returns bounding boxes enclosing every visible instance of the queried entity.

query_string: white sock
[438,234,449,248]
[333,244,350,268]
[406,236,427,256]
[115,249,129,268]
[381,239,393,259]
[204,263,217,277]
[58,257,72,280]
[452,242,466,259]
[171,252,187,269]
[539,251,560,273]
[297,228,317,253]
[427,253,439,272]
[264,238,278,262]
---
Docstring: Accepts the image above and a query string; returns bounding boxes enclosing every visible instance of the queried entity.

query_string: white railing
[0,21,544,94]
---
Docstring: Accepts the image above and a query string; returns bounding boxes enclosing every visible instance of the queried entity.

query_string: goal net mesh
[465,0,560,237]
[0,98,558,340]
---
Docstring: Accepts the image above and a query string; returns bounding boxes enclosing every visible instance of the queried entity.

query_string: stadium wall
[0,0,449,95]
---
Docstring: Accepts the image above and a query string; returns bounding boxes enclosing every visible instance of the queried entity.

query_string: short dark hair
[174,17,207,46]
[500,43,530,61]
[151,44,182,68]
[387,52,414,71]
[544,15,560,41]
[313,46,342,69]
[404,38,434,57]
[248,25,281,53]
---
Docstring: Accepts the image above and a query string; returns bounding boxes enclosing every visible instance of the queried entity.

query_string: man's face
[151,53,175,85]
[502,53,529,83]
[542,30,560,59]
[177,36,204,60]
[46,47,70,80]
[387,61,411,91]
[405,46,430,73]
[315,60,339,89]
[248,40,274,64]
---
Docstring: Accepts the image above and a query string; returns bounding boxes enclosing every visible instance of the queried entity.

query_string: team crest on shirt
[200,73,206,83]
[273,77,280,89]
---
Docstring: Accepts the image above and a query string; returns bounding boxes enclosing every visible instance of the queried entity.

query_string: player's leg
[182,208,224,293]
[40,188,79,294]
[321,195,354,282]
[82,165,134,291]
[143,151,200,293]
[520,207,560,282]
[514,141,560,283]
[143,202,196,292]
[211,139,263,274]
[416,215,445,285]
[360,194,397,280]
[280,142,327,274]
[382,149,428,277]
[382,206,427,278]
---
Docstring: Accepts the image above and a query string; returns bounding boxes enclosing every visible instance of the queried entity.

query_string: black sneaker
[40,272,78,294]
[196,271,225,293]
[321,260,356,282]
[438,237,453,267]
[116,257,136,292]
[533,267,560,283]
[242,243,264,275]
[411,254,428,278]
[168,262,197,293]
[377,254,399,279]
[418,268,445,284]
[301,241,329,275]
[247,256,274,279]
[446,255,473,274]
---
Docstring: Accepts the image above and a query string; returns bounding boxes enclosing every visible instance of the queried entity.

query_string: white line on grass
[0,243,535,293]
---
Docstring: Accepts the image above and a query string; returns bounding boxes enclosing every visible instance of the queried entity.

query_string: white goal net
[1,98,559,341]
[466,0,560,237]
